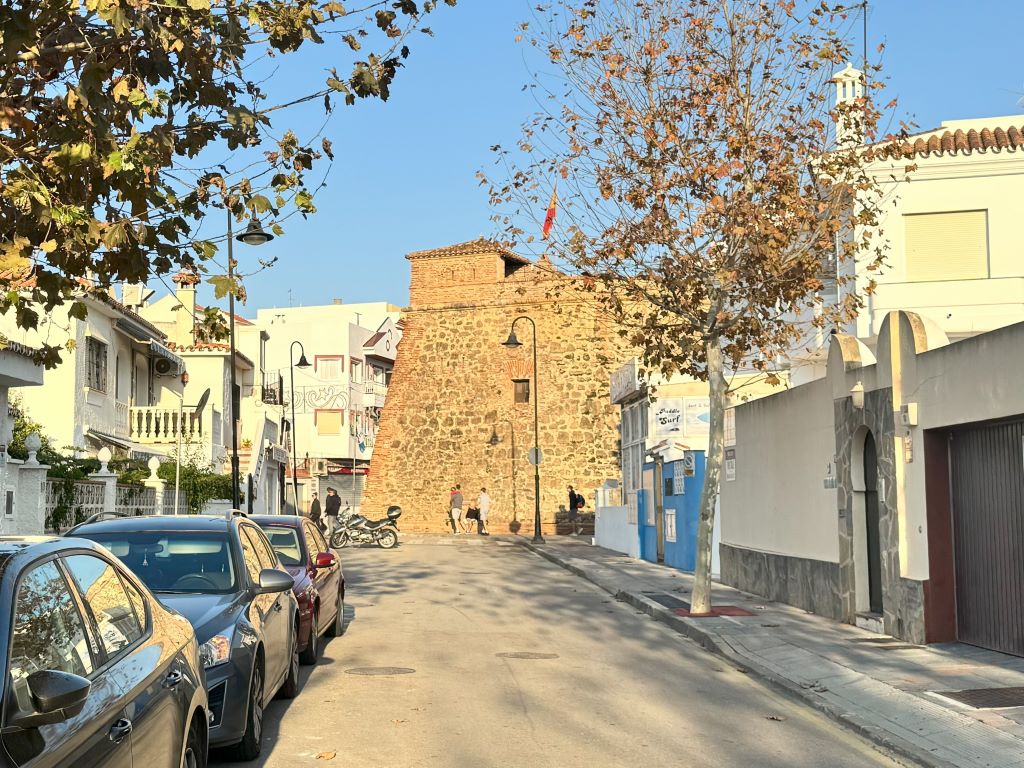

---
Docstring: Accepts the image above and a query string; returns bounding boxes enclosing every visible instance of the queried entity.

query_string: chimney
[832,63,865,147]
[171,271,200,345]
[332,298,343,305]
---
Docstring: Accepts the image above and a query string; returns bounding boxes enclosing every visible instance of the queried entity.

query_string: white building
[139,274,288,515]
[0,274,184,458]
[793,66,1024,383]
[253,301,402,512]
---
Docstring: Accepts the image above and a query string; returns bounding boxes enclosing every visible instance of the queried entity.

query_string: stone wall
[363,240,627,534]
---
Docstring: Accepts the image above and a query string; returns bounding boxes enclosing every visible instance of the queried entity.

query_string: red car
[252,515,346,664]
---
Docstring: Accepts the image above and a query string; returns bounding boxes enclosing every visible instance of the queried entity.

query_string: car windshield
[258,526,303,566]
[83,531,237,594]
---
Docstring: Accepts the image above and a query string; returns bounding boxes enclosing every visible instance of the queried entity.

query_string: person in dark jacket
[324,488,342,539]
[567,485,583,535]
[309,492,323,531]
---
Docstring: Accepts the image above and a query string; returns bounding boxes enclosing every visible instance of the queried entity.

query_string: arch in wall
[850,424,883,615]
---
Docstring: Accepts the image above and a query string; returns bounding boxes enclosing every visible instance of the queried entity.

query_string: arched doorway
[863,431,883,615]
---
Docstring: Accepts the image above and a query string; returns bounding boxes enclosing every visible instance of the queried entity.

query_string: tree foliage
[0,0,456,365]
[485,0,903,611]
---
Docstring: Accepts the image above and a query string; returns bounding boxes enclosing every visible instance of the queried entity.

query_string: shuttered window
[904,210,988,282]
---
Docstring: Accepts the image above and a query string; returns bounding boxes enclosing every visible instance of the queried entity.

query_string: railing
[114,401,130,437]
[115,485,158,516]
[261,373,287,405]
[131,406,203,443]
[364,381,388,408]
[45,479,105,531]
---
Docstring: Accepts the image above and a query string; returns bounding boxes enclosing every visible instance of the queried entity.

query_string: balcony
[131,406,209,444]
[364,381,388,408]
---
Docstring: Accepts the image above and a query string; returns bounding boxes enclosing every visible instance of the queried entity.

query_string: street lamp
[289,340,311,513]
[227,213,274,510]
[502,315,544,544]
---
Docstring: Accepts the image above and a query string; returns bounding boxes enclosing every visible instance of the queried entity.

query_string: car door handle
[108,718,133,743]
[162,670,184,689]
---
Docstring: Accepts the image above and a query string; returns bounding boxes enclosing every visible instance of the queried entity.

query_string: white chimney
[832,63,865,146]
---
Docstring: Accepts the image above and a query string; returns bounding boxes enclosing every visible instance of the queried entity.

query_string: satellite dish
[194,388,211,416]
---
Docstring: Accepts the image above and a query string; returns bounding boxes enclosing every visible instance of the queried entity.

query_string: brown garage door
[950,419,1024,656]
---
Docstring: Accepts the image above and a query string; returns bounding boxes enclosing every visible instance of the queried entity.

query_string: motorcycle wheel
[331,532,349,548]
[377,528,398,549]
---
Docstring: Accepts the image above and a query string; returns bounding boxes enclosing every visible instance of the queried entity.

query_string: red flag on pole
[541,185,558,240]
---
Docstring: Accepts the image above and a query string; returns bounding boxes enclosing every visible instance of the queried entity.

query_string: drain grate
[850,637,899,644]
[495,652,559,660]
[938,686,1024,709]
[345,667,415,676]
[643,592,692,611]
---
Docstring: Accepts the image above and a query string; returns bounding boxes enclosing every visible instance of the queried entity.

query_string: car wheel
[377,528,398,549]
[277,624,300,699]
[299,612,318,665]
[326,588,345,637]
[182,713,206,768]
[228,662,263,761]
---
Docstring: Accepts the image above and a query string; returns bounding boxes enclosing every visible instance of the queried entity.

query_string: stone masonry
[362,239,628,534]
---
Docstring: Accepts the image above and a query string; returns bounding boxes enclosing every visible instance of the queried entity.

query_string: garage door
[950,419,1024,656]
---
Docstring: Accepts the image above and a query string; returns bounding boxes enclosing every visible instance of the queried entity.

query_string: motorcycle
[331,505,402,549]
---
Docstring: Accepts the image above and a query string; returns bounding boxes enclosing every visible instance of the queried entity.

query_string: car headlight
[200,634,232,669]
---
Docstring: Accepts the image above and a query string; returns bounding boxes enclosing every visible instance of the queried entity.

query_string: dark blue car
[0,535,207,768]
[70,514,299,762]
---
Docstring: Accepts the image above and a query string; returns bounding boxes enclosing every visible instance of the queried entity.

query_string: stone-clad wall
[363,241,628,534]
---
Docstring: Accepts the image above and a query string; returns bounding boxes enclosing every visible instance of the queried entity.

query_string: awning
[115,320,184,368]
[86,429,169,459]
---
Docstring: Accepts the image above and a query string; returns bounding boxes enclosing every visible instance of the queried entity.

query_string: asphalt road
[218,539,914,768]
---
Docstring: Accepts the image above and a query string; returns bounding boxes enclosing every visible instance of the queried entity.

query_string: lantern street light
[227,214,274,510]
[289,340,311,512]
[502,315,544,544]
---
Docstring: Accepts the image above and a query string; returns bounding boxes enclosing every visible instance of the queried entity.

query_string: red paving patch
[674,606,755,618]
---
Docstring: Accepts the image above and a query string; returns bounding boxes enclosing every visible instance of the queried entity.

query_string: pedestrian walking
[450,484,466,534]
[567,485,584,535]
[324,488,342,540]
[477,487,491,536]
[309,492,323,531]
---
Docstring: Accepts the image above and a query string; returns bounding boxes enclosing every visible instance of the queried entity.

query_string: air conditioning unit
[314,459,328,475]
[154,358,176,376]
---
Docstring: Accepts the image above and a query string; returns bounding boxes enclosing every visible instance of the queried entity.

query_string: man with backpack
[567,485,585,536]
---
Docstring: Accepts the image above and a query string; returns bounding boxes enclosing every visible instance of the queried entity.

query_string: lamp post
[502,316,544,544]
[288,340,311,513]
[227,214,274,509]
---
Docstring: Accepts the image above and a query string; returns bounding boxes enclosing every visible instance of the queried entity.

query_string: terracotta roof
[194,304,253,326]
[0,338,43,362]
[879,124,1024,159]
[406,237,531,265]
[172,270,201,286]
[167,341,254,368]
[0,268,166,339]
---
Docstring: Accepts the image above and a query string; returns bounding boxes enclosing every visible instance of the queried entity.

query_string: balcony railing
[114,401,130,438]
[364,380,388,408]
[131,406,204,443]
[261,373,287,406]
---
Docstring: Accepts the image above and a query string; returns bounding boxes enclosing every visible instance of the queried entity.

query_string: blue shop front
[637,451,707,571]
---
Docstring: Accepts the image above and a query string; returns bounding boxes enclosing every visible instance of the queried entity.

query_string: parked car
[0,535,207,768]
[68,515,299,762]
[251,515,346,664]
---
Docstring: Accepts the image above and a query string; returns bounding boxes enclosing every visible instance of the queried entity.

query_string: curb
[518,539,953,768]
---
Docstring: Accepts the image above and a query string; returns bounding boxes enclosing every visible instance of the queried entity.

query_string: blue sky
[222,0,1024,314]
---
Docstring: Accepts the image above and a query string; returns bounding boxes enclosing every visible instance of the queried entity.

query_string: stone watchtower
[361,238,626,535]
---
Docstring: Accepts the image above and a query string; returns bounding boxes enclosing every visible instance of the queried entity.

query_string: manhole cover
[938,686,1024,709]
[495,652,559,660]
[344,667,416,676]
[642,592,691,610]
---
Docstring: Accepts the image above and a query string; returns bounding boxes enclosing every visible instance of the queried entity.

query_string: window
[316,356,343,380]
[10,561,95,680]
[665,508,677,543]
[904,210,989,282]
[63,554,143,658]
[115,354,120,399]
[244,525,281,570]
[513,379,530,404]
[86,337,108,392]
[350,360,362,383]
[86,532,236,593]
[308,522,328,555]
[302,523,319,560]
[315,409,343,436]
[239,527,264,584]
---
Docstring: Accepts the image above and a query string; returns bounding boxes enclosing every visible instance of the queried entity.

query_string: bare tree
[485,0,901,612]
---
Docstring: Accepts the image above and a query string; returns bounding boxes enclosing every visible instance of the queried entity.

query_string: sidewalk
[514,536,1024,768]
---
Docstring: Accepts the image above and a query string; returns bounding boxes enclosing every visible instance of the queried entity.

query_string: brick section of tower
[362,239,627,535]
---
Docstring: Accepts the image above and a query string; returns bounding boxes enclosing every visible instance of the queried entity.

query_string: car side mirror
[255,568,294,595]
[314,552,337,569]
[5,671,91,731]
